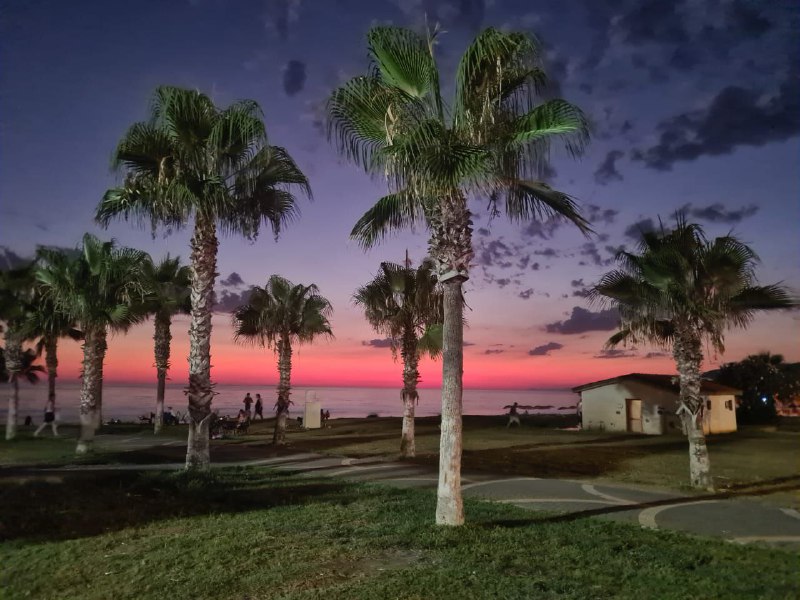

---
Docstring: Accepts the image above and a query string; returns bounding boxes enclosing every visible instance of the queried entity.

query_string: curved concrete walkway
[27,433,800,550]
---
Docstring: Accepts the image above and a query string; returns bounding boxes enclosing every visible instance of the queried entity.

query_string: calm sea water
[6,382,578,423]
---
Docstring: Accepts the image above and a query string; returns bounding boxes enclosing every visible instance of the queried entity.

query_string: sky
[1,0,798,390]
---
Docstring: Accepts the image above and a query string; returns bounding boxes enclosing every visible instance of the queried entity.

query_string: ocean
[6,382,578,423]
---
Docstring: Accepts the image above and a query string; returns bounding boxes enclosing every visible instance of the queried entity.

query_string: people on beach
[163,407,177,426]
[243,393,253,417]
[34,400,59,437]
[254,394,263,420]
[503,402,536,427]
[320,409,330,425]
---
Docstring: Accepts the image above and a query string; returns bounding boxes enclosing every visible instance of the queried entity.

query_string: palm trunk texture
[430,193,472,526]
[45,336,58,409]
[153,313,172,435]
[273,335,292,445]
[400,331,419,458]
[4,329,23,441]
[76,327,107,454]
[185,215,218,470]
[674,329,712,490]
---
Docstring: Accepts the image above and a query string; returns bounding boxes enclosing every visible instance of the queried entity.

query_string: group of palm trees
[1,25,794,526]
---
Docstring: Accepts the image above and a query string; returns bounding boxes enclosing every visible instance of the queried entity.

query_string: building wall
[580,381,736,435]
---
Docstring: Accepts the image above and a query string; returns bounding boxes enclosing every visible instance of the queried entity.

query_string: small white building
[573,373,739,435]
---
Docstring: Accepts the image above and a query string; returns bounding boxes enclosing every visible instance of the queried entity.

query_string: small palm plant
[37,234,147,454]
[97,86,311,470]
[591,216,794,489]
[233,275,333,445]
[328,26,590,524]
[141,255,191,434]
[354,257,443,457]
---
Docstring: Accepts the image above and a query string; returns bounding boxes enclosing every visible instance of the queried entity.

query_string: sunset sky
[1,0,798,390]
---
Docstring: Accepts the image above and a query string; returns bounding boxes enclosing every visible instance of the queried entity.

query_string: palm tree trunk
[400,331,419,458]
[185,214,218,470]
[273,335,292,445]
[76,327,107,454]
[4,328,23,441]
[153,313,172,435]
[45,336,58,410]
[673,329,712,490]
[430,192,472,526]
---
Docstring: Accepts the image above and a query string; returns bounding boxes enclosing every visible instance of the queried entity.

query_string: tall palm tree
[232,275,333,445]
[96,86,311,470]
[354,257,443,457]
[0,263,37,440]
[591,217,794,489]
[327,26,590,524]
[141,255,191,434]
[36,234,147,454]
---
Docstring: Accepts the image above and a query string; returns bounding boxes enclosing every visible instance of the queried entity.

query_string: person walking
[505,402,521,427]
[254,394,264,420]
[34,400,59,437]
[243,393,253,417]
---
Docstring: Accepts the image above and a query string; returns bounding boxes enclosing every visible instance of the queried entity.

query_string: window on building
[706,399,712,410]
[725,400,733,411]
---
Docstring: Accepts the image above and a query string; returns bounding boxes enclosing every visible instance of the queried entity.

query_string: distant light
[762,396,768,404]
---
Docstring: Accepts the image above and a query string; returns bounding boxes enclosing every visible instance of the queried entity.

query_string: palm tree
[232,275,333,445]
[141,255,191,434]
[0,263,37,440]
[327,26,590,524]
[36,234,147,454]
[22,253,83,419]
[96,86,311,470]
[354,257,443,457]
[592,217,794,489]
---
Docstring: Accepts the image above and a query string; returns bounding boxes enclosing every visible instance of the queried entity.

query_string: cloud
[623,218,656,241]
[363,338,393,348]
[264,0,302,40]
[545,307,619,334]
[534,247,559,258]
[484,349,505,355]
[595,348,637,359]
[476,239,513,268]
[616,0,688,46]
[578,242,612,267]
[215,288,254,313]
[529,342,564,356]
[570,279,592,298]
[390,0,485,33]
[680,202,759,224]
[585,204,619,225]
[282,60,307,96]
[644,351,669,359]
[521,217,563,240]
[594,150,624,185]
[518,288,534,300]
[220,272,245,287]
[632,79,800,170]
[496,277,511,288]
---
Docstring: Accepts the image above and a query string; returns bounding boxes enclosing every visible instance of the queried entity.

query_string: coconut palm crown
[591,216,795,488]
[354,257,443,457]
[233,275,333,445]
[96,86,311,469]
[327,25,590,525]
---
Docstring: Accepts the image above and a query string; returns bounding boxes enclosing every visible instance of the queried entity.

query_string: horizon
[1,1,798,389]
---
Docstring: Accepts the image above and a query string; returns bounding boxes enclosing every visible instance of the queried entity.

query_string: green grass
[1,467,797,599]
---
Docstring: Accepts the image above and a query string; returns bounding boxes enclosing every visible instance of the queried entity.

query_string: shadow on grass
[0,468,350,544]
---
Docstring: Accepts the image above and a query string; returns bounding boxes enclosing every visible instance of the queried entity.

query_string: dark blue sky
[1,0,798,386]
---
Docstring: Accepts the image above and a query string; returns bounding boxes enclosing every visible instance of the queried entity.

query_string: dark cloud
[529,342,564,356]
[215,288,254,313]
[595,348,637,359]
[391,0,485,33]
[476,227,490,237]
[484,349,505,355]
[623,218,656,241]
[727,0,772,37]
[496,277,511,288]
[283,60,306,96]
[265,0,301,40]
[578,242,612,267]
[545,307,619,335]
[476,239,513,268]
[517,255,530,270]
[521,218,562,240]
[220,272,245,287]
[681,203,759,224]
[617,0,688,46]
[594,150,624,185]
[363,338,394,348]
[570,279,592,298]
[632,79,800,170]
[620,120,633,134]
[518,288,534,300]
[644,351,669,359]
[531,262,540,271]
[534,247,559,258]
[585,204,618,226]
[463,341,475,347]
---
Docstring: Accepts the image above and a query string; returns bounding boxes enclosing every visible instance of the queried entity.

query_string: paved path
[32,433,800,550]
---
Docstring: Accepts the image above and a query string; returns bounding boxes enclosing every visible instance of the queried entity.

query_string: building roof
[571,373,741,395]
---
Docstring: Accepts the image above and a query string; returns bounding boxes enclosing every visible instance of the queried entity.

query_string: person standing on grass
[243,393,253,417]
[254,394,264,420]
[34,400,58,437]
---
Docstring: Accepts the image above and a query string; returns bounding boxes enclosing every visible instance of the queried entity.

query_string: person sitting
[235,409,250,435]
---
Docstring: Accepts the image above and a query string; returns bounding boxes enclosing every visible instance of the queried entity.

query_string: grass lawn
[2,466,798,600]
